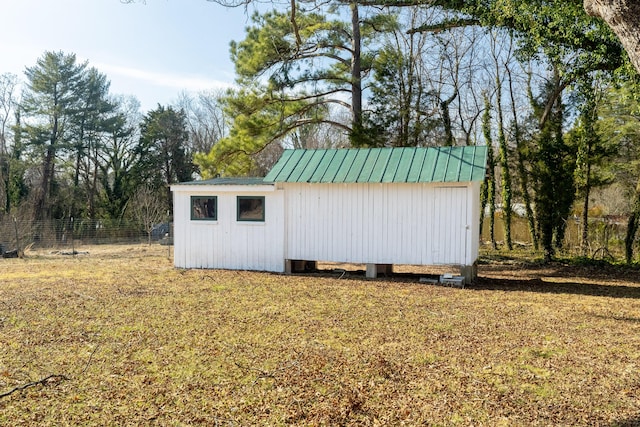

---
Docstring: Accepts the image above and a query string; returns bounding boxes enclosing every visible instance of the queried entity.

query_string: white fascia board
[170,184,276,193]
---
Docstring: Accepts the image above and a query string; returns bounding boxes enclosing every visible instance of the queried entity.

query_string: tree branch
[0,374,69,399]
[408,18,480,34]
[290,0,303,48]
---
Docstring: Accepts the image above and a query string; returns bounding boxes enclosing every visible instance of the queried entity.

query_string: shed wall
[173,187,285,271]
[283,182,480,266]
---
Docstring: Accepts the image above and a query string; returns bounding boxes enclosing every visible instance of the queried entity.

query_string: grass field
[1,245,639,426]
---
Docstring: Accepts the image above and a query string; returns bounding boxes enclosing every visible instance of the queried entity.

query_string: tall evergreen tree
[20,51,88,222]
[99,96,142,223]
[530,69,576,260]
[137,105,194,213]
[68,67,117,220]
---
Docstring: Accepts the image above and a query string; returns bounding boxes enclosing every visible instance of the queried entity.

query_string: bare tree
[0,73,18,215]
[129,184,166,245]
[177,90,229,155]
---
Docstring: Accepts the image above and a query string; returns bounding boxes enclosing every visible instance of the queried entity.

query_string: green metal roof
[264,146,488,183]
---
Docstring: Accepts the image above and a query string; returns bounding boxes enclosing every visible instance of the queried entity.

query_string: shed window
[237,196,265,222]
[191,196,217,220]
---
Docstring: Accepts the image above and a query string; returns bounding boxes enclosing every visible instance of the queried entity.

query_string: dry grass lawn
[0,245,639,426]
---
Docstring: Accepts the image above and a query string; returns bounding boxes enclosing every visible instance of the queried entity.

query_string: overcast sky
[2,0,264,111]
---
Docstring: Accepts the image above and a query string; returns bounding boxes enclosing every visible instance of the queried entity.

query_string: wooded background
[2,0,640,261]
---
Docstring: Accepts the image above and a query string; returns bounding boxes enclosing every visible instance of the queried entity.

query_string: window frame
[190,196,218,221]
[236,196,265,222]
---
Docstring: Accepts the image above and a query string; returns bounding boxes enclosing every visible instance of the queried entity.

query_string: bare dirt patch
[0,245,638,426]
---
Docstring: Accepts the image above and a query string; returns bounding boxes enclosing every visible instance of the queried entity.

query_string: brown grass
[0,245,639,426]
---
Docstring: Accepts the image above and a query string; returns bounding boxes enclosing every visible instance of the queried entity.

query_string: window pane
[237,196,265,221]
[191,196,217,220]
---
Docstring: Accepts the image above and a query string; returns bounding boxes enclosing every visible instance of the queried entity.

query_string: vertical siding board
[379,184,387,262]
[397,184,406,262]
[346,185,355,261]
[360,184,368,262]
[416,184,426,265]
[301,184,310,259]
[325,184,334,260]
[352,184,361,261]
[309,184,319,259]
[380,184,388,262]
[432,188,441,264]
[338,184,349,261]
[350,184,357,261]
[316,185,324,260]
[372,184,382,262]
[289,186,296,263]
[180,192,189,267]
[396,185,405,262]
[390,184,401,263]
[331,184,340,260]
[210,219,217,268]
[423,185,433,265]
[415,185,423,264]
[410,185,419,264]
[290,186,300,257]
[401,184,410,263]
[287,186,295,257]
[450,188,458,262]
[366,184,372,261]
[317,184,325,260]
[173,192,183,267]
[406,185,414,264]
[221,193,230,268]
[447,188,456,263]
[442,187,451,263]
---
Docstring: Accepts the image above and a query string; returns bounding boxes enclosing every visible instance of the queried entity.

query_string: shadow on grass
[304,261,640,299]
[611,416,640,427]
[473,275,640,299]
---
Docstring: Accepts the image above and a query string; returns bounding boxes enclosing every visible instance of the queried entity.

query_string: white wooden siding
[283,182,478,266]
[172,186,285,272]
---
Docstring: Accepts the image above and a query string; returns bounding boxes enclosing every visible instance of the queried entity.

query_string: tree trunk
[350,2,362,130]
[625,177,640,263]
[481,95,497,250]
[506,65,537,250]
[585,0,640,74]
[580,167,591,256]
[495,67,513,251]
[440,92,458,147]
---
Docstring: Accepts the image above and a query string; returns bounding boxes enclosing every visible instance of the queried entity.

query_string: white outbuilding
[171,146,487,283]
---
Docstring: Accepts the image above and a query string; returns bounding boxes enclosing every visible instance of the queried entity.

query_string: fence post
[71,217,75,257]
[13,217,20,257]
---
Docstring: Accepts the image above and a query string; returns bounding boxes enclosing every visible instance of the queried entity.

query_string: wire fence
[0,216,172,255]
[0,213,636,261]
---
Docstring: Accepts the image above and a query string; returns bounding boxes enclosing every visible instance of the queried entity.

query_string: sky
[1,0,265,112]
